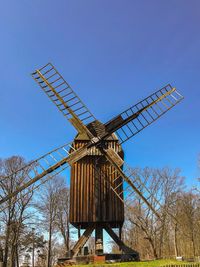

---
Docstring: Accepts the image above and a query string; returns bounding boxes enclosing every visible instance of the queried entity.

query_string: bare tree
[0,156,34,267]
[124,167,184,259]
[173,192,200,258]
[55,187,70,251]
[35,176,68,267]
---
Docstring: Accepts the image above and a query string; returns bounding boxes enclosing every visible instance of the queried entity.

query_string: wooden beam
[71,224,95,257]
[105,148,124,167]
[104,224,138,255]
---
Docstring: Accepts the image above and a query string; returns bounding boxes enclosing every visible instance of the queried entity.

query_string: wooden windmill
[0,63,183,260]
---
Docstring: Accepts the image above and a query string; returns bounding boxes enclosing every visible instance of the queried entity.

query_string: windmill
[0,63,183,261]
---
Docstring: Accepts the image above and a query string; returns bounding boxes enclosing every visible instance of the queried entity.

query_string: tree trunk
[66,220,70,251]
[10,244,16,267]
[191,231,196,257]
[148,237,158,259]
[158,226,164,258]
[16,244,19,267]
[3,222,11,267]
[47,218,52,267]
[174,223,178,257]
[10,230,17,267]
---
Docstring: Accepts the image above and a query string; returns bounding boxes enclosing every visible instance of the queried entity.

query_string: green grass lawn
[106,259,193,267]
[75,259,197,267]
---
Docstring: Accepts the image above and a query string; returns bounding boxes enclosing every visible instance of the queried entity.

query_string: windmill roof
[75,120,118,141]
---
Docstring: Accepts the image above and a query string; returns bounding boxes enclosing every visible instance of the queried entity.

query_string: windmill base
[57,223,139,266]
[57,253,139,266]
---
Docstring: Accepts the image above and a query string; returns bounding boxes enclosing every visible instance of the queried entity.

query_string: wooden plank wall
[69,140,124,229]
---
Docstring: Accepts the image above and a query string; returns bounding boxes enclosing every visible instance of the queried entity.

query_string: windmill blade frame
[0,141,90,205]
[95,149,178,223]
[31,63,96,139]
[104,84,183,144]
[0,162,67,213]
[101,147,161,219]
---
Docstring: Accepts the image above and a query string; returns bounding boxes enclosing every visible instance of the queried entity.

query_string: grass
[75,259,197,267]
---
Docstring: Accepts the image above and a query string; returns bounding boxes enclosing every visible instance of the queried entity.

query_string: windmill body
[70,120,124,244]
[0,63,184,262]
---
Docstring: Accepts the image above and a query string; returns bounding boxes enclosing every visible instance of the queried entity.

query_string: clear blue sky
[0,0,199,188]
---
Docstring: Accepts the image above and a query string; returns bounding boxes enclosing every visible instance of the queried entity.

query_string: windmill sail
[0,141,89,205]
[101,149,162,219]
[96,145,178,221]
[95,152,162,219]
[104,84,183,144]
[31,63,96,138]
